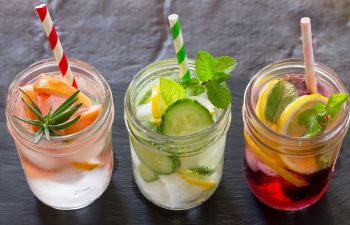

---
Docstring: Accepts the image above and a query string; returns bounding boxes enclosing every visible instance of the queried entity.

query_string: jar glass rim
[243,58,350,145]
[124,58,231,143]
[6,58,113,150]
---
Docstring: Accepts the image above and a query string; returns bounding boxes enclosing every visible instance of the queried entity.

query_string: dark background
[1,0,350,224]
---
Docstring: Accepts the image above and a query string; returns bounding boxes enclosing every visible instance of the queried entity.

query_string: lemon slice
[277,94,328,137]
[276,94,328,174]
[178,170,216,190]
[255,79,279,124]
[151,85,167,119]
[244,131,307,187]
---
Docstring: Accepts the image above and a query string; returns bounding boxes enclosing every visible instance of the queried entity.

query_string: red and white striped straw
[300,17,318,94]
[35,3,78,89]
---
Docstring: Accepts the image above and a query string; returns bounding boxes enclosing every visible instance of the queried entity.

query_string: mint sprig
[298,93,349,137]
[13,89,82,144]
[183,50,237,109]
[159,77,185,105]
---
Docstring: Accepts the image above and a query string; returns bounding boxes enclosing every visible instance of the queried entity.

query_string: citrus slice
[276,94,328,174]
[71,161,101,171]
[63,104,102,135]
[255,79,279,124]
[151,85,167,119]
[256,79,298,125]
[244,131,307,187]
[277,94,328,137]
[178,170,216,190]
[20,84,40,132]
[33,74,92,107]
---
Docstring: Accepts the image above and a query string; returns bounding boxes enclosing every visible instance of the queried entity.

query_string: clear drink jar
[242,59,350,210]
[6,58,114,210]
[124,58,231,210]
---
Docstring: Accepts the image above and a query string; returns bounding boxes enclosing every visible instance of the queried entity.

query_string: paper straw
[300,17,318,94]
[35,4,78,89]
[168,14,191,82]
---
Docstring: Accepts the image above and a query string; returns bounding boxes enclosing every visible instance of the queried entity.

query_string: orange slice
[21,84,40,132]
[33,74,92,107]
[71,161,101,171]
[63,105,102,135]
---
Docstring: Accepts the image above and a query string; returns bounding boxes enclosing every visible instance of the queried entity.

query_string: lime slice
[178,169,216,190]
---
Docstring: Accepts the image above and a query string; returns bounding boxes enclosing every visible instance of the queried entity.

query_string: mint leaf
[138,89,152,105]
[326,93,349,116]
[213,72,230,83]
[213,56,237,74]
[182,78,200,89]
[206,80,231,109]
[190,167,214,176]
[195,50,214,81]
[159,77,185,105]
[306,116,324,137]
[265,80,298,123]
[186,85,206,96]
[142,121,159,132]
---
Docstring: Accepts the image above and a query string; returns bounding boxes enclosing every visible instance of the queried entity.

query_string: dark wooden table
[1,1,350,224]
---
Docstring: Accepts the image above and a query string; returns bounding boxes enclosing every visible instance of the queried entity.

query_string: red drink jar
[242,59,350,210]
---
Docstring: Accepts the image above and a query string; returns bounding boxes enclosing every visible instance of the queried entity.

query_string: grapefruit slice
[20,84,40,132]
[63,105,102,135]
[33,74,92,107]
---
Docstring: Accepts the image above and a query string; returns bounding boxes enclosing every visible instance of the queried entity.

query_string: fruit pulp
[9,74,113,209]
[244,74,338,210]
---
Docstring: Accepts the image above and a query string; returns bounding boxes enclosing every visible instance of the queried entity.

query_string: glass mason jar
[242,59,350,211]
[124,58,231,210]
[6,58,114,210]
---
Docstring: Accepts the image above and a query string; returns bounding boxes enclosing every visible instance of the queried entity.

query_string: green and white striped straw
[168,14,191,82]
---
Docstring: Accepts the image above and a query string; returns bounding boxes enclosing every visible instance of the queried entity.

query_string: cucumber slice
[137,89,152,105]
[160,99,214,136]
[138,163,159,182]
[131,137,180,175]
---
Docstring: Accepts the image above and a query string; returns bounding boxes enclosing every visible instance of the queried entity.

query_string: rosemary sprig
[14,89,82,144]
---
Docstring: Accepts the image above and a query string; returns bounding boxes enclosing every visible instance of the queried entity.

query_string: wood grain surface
[1,1,350,225]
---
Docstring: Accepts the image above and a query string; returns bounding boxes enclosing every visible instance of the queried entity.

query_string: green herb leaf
[48,115,81,130]
[265,80,299,123]
[14,89,87,144]
[212,72,230,83]
[52,90,80,117]
[35,128,44,144]
[206,80,231,109]
[12,115,42,127]
[19,88,42,114]
[138,89,152,106]
[195,50,214,81]
[185,85,206,96]
[21,98,45,122]
[142,121,159,132]
[298,93,349,137]
[51,103,83,124]
[190,167,214,176]
[213,56,237,74]
[182,78,200,89]
[326,93,349,116]
[159,77,185,105]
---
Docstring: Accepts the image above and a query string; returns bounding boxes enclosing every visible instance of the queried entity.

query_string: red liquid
[245,75,336,210]
[244,147,333,210]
